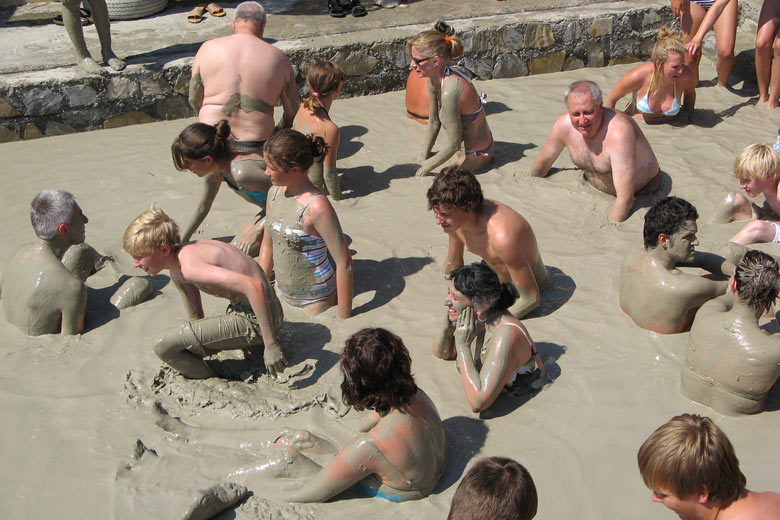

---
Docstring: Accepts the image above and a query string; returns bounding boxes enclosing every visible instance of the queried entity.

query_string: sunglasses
[411,55,436,65]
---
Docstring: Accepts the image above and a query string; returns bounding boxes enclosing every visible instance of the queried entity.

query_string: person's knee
[756,33,774,52]
[62,0,81,8]
[717,47,735,61]
[154,335,182,361]
[744,220,773,241]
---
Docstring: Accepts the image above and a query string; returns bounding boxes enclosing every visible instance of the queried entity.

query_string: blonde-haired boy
[123,205,285,379]
[715,143,780,245]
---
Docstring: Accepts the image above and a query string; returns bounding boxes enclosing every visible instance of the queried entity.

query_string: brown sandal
[205,3,225,16]
[187,5,206,23]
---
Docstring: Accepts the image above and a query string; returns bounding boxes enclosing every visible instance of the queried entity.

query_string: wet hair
[427,166,484,212]
[451,262,517,320]
[234,1,266,24]
[447,456,538,520]
[340,328,418,415]
[263,128,328,172]
[30,189,77,240]
[733,143,780,181]
[637,414,746,507]
[643,197,699,249]
[650,26,685,64]
[172,120,231,171]
[123,203,181,256]
[303,61,345,112]
[735,250,780,318]
[406,21,464,62]
[564,80,603,105]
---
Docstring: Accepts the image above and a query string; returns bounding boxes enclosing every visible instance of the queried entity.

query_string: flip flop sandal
[52,13,91,25]
[328,0,347,17]
[205,3,225,17]
[187,5,206,23]
[347,0,367,17]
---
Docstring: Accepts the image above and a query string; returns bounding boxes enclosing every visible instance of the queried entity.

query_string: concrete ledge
[0,1,684,142]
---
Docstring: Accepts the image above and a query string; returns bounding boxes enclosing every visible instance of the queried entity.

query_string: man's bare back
[189,4,299,142]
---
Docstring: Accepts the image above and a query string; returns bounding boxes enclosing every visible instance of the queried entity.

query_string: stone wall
[0,3,679,142]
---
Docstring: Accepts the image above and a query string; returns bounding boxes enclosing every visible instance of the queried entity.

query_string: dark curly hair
[263,128,328,172]
[735,249,780,318]
[427,166,484,212]
[451,262,517,322]
[643,196,699,249]
[340,328,418,415]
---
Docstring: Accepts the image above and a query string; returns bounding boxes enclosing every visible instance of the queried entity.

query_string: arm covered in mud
[443,233,465,277]
[182,173,222,242]
[312,201,353,318]
[278,65,301,130]
[285,434,376,503]
[60,279,88,335]
[417,77,462,177]
[432,310,456,360]
[530,116,567,177]
[188,57,204,111]
[495,236,540,318]
[453,307,510,412]
[681,251,736,277]
[417,79,442,175]
[173,271,204,320]
[323,126,341,200]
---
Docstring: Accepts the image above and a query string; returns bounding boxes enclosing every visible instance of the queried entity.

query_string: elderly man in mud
[531,80,660,223]
[123,205,285,380]
[620,196,734,334]
[1,190,152,336]
[427,166,550,321]
[184,0,300,245]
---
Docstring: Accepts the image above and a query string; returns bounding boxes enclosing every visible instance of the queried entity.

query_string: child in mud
[714,143,780,245]
[433,262,546,413]
[407,21,493,176]
[682,250,780,415]
[292,61,344,199]
[259,129,353,318]
[172,119,272,257]
[123,204,285,379]
[447,457,538,520]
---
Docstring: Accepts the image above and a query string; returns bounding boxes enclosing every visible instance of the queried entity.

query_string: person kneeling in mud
[123,204,285,379]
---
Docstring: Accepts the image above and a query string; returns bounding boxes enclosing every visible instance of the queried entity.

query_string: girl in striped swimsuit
[259,129,353,318]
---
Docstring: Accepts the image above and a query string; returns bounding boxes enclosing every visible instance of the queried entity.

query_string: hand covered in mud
[231,221,263,256]
[453,306,477,348]
[264,341,288,377]
[274,428,336,454]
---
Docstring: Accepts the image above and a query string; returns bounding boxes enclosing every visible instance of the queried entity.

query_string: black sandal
[328,0,347,17]
[347,0,367,17]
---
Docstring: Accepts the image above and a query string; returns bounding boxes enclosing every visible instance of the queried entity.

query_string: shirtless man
[531,80,660,223]
[620,197,733,334]
[682,250,780,415]
[638,413,780,520]
[123,205,285,379]
[2,190,88,335]
[427,166,550,320]
[184,1,300,244]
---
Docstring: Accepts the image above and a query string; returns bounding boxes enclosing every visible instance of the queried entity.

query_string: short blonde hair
[123,204,181,256]
[733,143,780,181]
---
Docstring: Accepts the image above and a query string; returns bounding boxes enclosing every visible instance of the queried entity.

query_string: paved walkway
[1,0,626,75]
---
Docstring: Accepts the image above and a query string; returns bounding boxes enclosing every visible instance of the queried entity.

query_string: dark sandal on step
[347,0,367,16]
[328,0,347,17]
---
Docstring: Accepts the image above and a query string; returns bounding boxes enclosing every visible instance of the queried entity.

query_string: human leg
[459,141,494,172]
[756,1,780,103]
[770,33,780,108]
[712,0,738,88]
[86,0,125,70]
[712,191,753,223]
[729,220,779,245]
[680,0,707,84]
[61,0,103,74]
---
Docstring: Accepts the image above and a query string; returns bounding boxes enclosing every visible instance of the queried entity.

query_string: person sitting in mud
[620,196,733,334]
[713,143,780,246]
[531,80,661,222]
[293,61,345,200]
[60,0,125,74]
[123,204,285,379]
[407,21,493,176]
[186,1,300,243]
[637,413,780,519]
[173,119,271,256]
[433,262,546,413]
[274,327,447,502]
[2,190,89,335]
[427,166,550,320]
[682,250,780,415]
[259,129,353,318]
[605,26,697,123]
[447,456,538,520]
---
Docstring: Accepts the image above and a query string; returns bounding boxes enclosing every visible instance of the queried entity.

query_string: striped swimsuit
[267,187,336,307]
[691,0,715,9]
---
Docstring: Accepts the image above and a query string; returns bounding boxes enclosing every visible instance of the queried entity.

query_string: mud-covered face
[446,280,472,322]
[667,219,698,263]
[67,203,88,245]
[567,93,603,138]
[433,204,470,234]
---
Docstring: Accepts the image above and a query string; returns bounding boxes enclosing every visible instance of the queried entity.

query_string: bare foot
[103,52,126,71]
[274,428,336,455]
[78,57,105,75]
[181,482,247,520]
